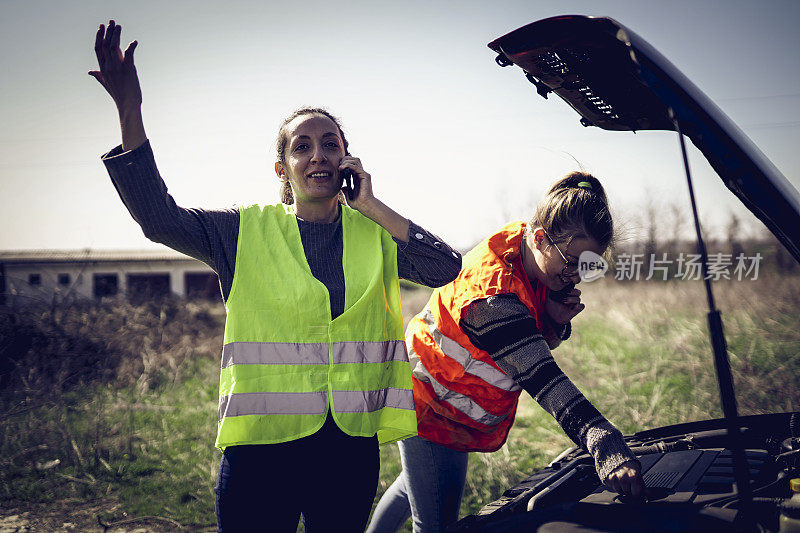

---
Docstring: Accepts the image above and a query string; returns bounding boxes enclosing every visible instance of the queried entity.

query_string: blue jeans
[367,436,469,533]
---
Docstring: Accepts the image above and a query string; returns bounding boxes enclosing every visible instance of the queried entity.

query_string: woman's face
[275,114,347,204]
[529,229,604,291]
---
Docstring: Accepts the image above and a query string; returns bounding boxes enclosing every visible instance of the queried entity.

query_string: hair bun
[532,171,613,251]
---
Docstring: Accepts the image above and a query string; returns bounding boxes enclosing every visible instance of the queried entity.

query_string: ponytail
[280,180,294,205]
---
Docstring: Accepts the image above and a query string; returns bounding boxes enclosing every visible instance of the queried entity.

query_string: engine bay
[450,412,800,532]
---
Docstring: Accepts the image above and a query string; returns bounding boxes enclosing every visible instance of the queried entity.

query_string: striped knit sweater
[460,293,636,482]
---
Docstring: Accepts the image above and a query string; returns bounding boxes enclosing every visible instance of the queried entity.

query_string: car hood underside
[487,15,800,263]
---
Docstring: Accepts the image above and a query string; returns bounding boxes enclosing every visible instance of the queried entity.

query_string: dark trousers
[215,415,380,532]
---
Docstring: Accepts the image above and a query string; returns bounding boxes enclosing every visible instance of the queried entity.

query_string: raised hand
[89,20,142,111]
[89,20,146,150]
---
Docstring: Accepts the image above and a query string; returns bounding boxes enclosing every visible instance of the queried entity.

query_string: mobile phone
[341,168,356,201]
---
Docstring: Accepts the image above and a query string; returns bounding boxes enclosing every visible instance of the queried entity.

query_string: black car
[450,15,800,533]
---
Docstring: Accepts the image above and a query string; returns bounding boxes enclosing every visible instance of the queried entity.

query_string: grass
[1,275,799,531]
[0,300,224,530]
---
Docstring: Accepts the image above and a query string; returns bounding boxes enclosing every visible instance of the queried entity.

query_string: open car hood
[448,16,800,533]
[488,15,800,262]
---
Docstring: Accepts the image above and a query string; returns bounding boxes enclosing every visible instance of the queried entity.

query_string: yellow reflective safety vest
[215,203,416,449]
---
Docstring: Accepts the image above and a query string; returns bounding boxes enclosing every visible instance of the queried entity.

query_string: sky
[1,0,798,252]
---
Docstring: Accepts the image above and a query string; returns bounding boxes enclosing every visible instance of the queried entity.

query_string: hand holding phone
[546,282,584,324]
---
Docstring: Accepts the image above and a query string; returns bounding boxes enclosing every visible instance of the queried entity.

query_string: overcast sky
[2,0,798,251]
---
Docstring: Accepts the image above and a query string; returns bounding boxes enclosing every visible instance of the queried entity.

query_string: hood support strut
[673,112,752,513]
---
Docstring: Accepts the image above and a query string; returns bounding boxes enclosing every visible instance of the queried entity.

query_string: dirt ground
[0,501,214,533]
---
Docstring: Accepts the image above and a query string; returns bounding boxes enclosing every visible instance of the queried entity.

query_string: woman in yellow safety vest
[90,20,461,532]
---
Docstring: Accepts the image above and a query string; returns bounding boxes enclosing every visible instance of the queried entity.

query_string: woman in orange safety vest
[368,172,646,533]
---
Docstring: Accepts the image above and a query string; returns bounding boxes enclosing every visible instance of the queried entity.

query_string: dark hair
[276,107,350,205]
[529,171,614,252]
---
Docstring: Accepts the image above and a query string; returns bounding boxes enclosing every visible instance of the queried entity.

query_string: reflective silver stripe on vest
[332,387,415,413]
[409,346,509,426]
[332,340,409,365]
[418,305,521,392]
[218,391,327,420]
[221,342,329,368]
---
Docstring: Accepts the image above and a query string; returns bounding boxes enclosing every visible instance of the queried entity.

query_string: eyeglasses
[542,229,579,277]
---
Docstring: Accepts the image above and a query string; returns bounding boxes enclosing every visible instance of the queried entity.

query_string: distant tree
[775,239,797,272]
[644,200,658,274]
[667,202,686,250]
[726,212,744,260]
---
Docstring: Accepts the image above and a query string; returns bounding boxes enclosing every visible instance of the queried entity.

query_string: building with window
[0,249,219,306]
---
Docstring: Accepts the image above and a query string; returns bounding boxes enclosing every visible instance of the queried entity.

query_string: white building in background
[0,249,219,306]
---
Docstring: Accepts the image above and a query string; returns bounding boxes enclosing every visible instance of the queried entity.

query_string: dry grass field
[1,275,798,531]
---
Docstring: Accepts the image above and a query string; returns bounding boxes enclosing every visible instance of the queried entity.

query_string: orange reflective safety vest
[406,221,548,452]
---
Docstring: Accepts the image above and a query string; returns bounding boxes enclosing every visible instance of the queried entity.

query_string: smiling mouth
[308,172,332,180]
